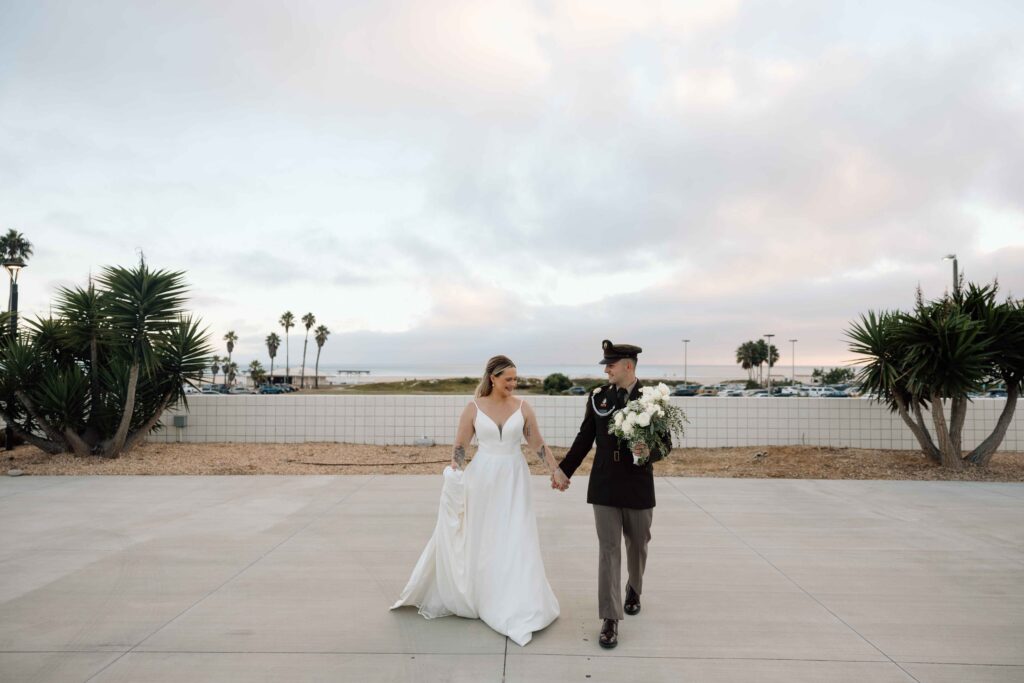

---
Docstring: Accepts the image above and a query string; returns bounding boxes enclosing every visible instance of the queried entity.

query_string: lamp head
[3,257,25,283]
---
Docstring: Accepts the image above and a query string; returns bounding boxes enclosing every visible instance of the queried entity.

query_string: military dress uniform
[558,341,670,634]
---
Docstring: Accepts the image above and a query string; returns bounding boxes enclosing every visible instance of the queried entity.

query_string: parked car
[183,385,200,395]
[720,389,745,397]
[749,390,770,398]
[821,388,847,397]
[228,386,254,395]
[671,387,697,396]
[259,385,286,394]
[200,388,223,395]
[986,389,1008,398]
[697,387,718,396]
[567,386,586,395]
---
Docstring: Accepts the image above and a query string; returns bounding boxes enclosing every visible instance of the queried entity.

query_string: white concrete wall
[148,395,1023,451]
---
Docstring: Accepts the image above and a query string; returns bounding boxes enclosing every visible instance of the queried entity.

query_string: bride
[391,355,564,646]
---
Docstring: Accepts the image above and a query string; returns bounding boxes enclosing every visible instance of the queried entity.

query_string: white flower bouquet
[608,383,688,465]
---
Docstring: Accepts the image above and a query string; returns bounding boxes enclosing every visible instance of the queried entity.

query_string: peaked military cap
[599,339,642,365]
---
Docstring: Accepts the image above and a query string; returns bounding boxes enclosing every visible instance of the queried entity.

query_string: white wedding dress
[391,400,559,646]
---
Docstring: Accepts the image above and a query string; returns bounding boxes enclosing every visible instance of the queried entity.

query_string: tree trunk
[104,360,140,457]
[967,384,1020,466]
[0,407,66,454]
[89,334,100,432]
[949,395,968,462]
[894,394,940,462]
[63,428,92,457]
[910,401,941,463]
[301,334,309,389]
[314,347,322,389]
[13,390,69,448]
[122,391,174,453]
[929,396,963,470]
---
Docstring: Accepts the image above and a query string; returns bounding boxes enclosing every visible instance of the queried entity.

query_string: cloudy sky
[3,0,1023,369]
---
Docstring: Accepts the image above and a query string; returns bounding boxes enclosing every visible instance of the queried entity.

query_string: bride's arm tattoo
[453,444,467,468]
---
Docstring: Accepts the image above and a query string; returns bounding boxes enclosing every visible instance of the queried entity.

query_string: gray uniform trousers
[593,504,654,620]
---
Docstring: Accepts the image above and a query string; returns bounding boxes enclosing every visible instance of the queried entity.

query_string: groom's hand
[632,443,649,459]
[551,467,570,491]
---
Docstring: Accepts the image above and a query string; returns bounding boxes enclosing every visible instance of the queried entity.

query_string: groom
[552,340,669,649]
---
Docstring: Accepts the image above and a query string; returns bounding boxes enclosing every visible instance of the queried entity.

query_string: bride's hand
[449,459,460,471]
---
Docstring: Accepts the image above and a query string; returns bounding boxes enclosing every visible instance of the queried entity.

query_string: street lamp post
[764,333,775,395]
[681,339,690,386]
[943,254,958,296]
[4,257,25,454]
[789,339,798,384]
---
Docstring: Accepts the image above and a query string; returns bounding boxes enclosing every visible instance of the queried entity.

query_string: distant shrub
[543,373,572,394]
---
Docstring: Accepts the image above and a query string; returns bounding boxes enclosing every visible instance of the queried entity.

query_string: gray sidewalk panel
[1,475,1021,683]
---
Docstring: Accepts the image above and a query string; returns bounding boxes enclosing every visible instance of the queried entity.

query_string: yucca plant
[847,281,1023,469]
[0,261,212,457]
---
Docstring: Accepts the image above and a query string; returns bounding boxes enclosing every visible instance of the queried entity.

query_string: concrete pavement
[1,475,1022,682]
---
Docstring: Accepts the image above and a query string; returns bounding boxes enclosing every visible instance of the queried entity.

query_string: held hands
[550,467,570,492]
[631,443,649,460]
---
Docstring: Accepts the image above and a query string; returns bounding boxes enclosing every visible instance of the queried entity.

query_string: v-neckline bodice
[474,400,523,440]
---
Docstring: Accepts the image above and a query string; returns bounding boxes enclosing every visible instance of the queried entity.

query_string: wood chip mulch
[5,443,1023,481]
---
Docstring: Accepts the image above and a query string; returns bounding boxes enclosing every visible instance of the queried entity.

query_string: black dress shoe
[598,619,618,649]
[624,585,641,615]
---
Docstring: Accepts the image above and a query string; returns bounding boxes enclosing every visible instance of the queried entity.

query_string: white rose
[613,411,624,426]
[636,412,651,427]
[622,422,635,437]
[658,383,670,397]
[626,413,637,426]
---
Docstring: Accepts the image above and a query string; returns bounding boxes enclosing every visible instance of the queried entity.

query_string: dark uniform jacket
[558,381,671,510]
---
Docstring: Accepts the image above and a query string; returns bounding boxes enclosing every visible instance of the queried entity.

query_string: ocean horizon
[311,363,845,383]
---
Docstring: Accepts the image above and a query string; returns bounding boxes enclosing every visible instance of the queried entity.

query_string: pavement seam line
[664,477,925,683]
[79,475,379,683]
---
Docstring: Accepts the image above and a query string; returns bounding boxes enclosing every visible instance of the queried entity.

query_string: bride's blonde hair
[475,355,516,397]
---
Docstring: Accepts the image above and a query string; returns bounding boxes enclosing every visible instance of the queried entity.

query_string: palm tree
[753,340,779,384]
[223,330,238,386]
[210,355,221,387]
[248,359,266,387]
[0,229,33,261]
[313,324,330,389]
[265,333,280,385]
[735,341,756,382]
[222,361,238,388]
[0,229,33,317]
[300,312,315,388]
[279,311,294,385]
